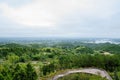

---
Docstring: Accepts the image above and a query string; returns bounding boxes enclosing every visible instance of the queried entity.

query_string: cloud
[0,0,80,28]
[0,0,117,28]
[0,0,120,38]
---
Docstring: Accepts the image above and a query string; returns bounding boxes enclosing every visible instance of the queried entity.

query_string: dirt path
[52,68,113,80]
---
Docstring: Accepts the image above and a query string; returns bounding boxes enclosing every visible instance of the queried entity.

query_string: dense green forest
[0,42,120,80]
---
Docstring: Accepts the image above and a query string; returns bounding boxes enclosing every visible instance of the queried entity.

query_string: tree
[26,63,37,80]
[6,54,19,63]
[114,70,119,80]
[1,68,12,80]
[75,46,94,54]
[13,64,27,80]
[0,73,4,80]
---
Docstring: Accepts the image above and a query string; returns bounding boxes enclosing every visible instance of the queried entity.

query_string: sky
[0,0,120,38]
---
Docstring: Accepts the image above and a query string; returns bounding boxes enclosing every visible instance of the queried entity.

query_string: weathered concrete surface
[52,68,113,80]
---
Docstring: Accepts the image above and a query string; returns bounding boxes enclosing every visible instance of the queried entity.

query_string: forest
[0,41,120,80]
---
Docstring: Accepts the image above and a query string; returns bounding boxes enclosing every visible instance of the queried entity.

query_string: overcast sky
[0,0,120,38]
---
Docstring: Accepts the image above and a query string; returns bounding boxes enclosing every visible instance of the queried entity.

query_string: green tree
[114,70,119,80]
[26,63,37,80]
[0,73,4,80]
[13,64,26,80]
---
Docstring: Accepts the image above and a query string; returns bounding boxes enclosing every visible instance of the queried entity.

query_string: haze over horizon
[0,0,120,38]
